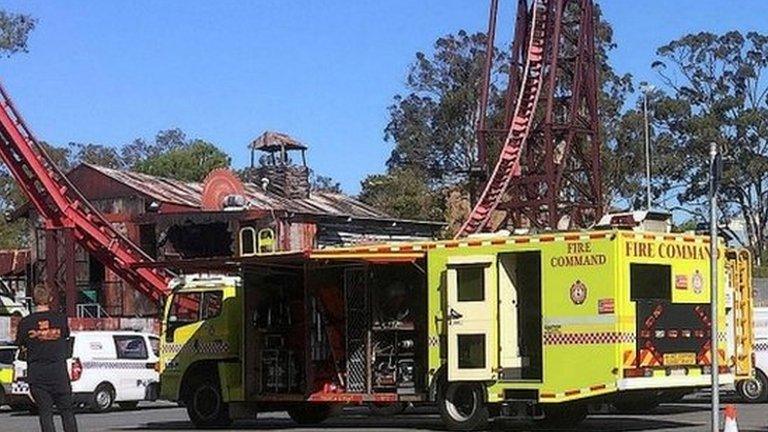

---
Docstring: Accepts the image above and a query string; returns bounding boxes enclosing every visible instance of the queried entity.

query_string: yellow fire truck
[158,229,753,430]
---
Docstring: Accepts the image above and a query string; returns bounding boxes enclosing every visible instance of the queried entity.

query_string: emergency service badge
[570,280,587,305]
[692,270,703,294]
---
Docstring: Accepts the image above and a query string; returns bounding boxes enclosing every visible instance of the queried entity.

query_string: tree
[0,8,36,247]
[0,142,69,248]
[0,10,35,56]
[134,139,230,182]
[70,142,124,169]
[360,30,505,222]
[362,5,629,227]
[639,31,768,261]
[309,170,342,194]
[359,169,443,221]
[120,128,187,169]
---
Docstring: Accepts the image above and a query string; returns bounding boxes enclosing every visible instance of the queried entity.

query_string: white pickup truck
[9,331,160,412]
[737,307,768,402]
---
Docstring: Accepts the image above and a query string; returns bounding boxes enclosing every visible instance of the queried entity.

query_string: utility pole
[709,141,720,432]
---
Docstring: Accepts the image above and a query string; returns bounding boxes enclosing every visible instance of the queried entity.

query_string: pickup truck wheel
[186,379,231,428]
[438,382,489,431]
[287,403,336,425]
[91,383,115,413]
[737,370,768,403]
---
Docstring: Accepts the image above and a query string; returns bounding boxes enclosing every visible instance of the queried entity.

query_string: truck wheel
[537,403,587,427]
[287,403,336,424]
[91,383,115,413]
[737,370,768,403]
[186,379,231,428]
[438,382,489,431]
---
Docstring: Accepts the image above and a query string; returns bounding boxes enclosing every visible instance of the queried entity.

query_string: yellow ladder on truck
[727,249,754,379]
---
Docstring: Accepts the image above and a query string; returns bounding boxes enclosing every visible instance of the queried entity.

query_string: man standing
[15,284,78,432]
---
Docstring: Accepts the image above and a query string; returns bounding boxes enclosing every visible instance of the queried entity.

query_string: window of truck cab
[167,291,223,341]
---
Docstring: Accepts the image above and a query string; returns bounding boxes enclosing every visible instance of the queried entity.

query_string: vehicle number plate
[11,381,29,395]
[663,352,696,366]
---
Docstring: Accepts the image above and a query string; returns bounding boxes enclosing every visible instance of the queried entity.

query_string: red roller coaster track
[458,0,549,236]
[459,0,603,236]
[0,83,171,305]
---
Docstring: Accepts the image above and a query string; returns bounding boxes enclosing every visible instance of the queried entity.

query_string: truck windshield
[169,292,202,325]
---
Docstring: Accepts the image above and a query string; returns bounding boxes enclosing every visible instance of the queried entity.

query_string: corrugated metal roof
[83,164,396,220]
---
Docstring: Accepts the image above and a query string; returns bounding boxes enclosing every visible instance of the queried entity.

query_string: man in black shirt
[16,284,78,432]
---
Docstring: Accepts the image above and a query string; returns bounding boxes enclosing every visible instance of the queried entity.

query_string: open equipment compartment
[243,264,306,399]
[242,255,429,402]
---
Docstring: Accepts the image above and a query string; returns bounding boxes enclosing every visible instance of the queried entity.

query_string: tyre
[186,379,231,428]
[737,369,768,403]
[437,382,489,431]
[369,402,407,416]
[537,402,587,428]
[287,403,337,425]
[118,401,139,410]
[91,383,115,413]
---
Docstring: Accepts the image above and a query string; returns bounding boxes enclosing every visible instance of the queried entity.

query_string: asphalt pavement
[0,397,766,432]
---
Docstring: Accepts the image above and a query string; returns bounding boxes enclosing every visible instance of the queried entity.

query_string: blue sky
[1,1,766,194]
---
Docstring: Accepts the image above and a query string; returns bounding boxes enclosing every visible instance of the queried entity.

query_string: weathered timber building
[15,133,442,317]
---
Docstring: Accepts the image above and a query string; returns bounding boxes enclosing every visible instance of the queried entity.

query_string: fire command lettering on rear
[625,241,710,261]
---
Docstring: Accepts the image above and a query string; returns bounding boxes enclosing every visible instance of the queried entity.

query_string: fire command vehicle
[158,228,753,430]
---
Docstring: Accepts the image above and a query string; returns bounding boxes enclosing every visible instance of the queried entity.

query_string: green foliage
[0,128,231,248]
[362,6,627,228]
[0,10,35,57]
[134,139,230,182]
[672,219,700,233]
[628,31,768,260]
[309,170,342,194]
[754,266,768,278]
[70,142,123,169]
[385,30,503,183]
[120,128,188,168]
[359,169,443,221]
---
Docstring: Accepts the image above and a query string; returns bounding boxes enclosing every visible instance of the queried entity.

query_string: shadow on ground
[127,413,699,432]
[6,403,178,417]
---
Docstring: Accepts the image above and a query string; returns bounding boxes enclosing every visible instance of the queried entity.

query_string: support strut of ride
[0,83,171,305]
[460,0,603,237]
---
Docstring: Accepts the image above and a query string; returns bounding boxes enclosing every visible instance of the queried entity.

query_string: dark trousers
[29,383,78,432]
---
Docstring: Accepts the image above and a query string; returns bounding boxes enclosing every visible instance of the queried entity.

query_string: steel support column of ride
[43,228,77,316]
[471,0,603,233]
[470,0,500,204]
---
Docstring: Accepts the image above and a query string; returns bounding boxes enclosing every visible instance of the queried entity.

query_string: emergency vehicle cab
[159,227,752,430]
